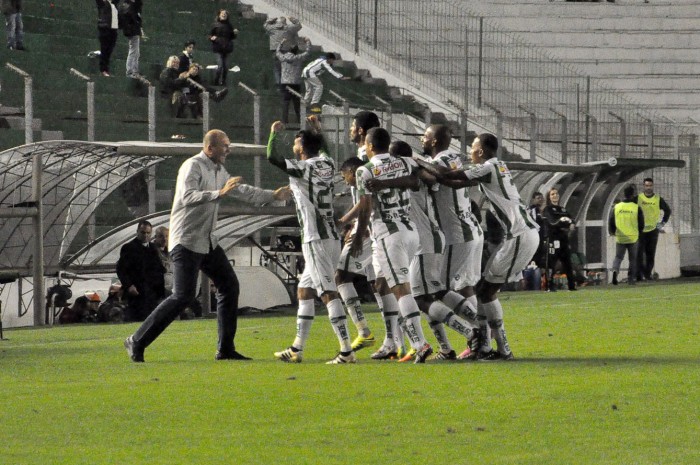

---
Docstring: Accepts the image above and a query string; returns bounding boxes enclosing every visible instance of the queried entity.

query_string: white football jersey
[356,153,416,241]
[409,179,445,255]
[432,150,483,245]
[464,158,539,239]
[283,154,339,243]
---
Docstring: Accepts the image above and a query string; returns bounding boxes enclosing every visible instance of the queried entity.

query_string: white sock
[327,298,352,353]
[337,283,370,337]
[374,292,383,311]
[442,290,478,324]
[428,301,474,340]
[398,295,428,350]
[381,293,399,349]
[428,318,452,352]
[482,299,511,355]
[476,301,491,353]
[292,299,315,351]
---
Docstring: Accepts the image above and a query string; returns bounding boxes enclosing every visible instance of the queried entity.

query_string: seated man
[159,55,189,118]
[116,220,166,321]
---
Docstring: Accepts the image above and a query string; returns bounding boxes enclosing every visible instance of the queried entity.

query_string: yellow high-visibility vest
[637,194,660,233]
[614,201,640,244]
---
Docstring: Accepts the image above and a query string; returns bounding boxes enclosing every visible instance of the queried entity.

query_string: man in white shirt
[124,129,290,362]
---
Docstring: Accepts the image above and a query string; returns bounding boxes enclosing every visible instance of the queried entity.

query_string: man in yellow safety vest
[634,177,672,281]
[608,185,645,285]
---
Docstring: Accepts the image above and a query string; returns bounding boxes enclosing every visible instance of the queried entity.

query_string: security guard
[635,177,672,280]
[608,185,645,285]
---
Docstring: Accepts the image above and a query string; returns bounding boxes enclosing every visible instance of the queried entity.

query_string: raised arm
[266,122,287,170]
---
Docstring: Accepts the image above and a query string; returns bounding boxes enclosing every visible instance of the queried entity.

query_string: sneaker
[414,343,434,364]
[351,333,376,351]
[371,345,398,360]
[397,347,418,363]
[101,71,111,77]
[612,271,618,285]
[457,347,472,360]
[274,347,302,363]
[396,345,408,359]
[478,350,515,362]
[429,349,457,362]
[326,352,357,364]
[124,336,144,363]
[215,350,252,360]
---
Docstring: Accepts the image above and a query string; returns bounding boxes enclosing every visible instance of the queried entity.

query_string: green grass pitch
[1,280,699,464]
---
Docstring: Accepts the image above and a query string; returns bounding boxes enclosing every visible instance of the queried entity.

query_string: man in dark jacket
[117,0,142,77]
[95,0,118,76]
[116,220,166,321]
[1,0,24,50]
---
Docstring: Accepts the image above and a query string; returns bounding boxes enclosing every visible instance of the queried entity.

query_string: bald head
[203,129,230,165]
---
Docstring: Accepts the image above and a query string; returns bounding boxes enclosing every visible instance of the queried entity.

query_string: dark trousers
[98,27,118,73]
[547,238,575,290]
[280,83,301,124]
[132,244,240,354]
[637,229,659,280]
[215,52,229,85]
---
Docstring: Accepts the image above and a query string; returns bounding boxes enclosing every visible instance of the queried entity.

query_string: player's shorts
[443,237,484,291]
[483,229,539,284]
[299,238,341,295]
[372,229,419,288]
[337,236,373,276]
[410,252,446,297]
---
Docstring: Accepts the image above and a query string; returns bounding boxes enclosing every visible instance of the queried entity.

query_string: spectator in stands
[117,0,143,78]
[634,177,672,281]
[544,188,577,291]
[276,37,310,125]
[1,0,24,51]
[209,9,237,86]
[95,0,118,77]
[608,184,644,285]
[160,55,189,118]
[264,16,302,85]
[116,220,166,321]
[178,39,195,74]
[302,53,350,113]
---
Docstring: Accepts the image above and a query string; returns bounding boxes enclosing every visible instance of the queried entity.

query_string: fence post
[238,82,261,186]
[519,105,537,162]
[478,17,483,109]
[6,63,33,143]
[354,0,360,54]
[148,85,156,142]
[330,89,351,160]
[550,108,568,164]
[375,95,392,137]
[609,111,626,158]
[69,68,95,141]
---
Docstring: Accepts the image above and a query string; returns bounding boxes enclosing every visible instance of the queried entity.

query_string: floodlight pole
[6,63,33,143]
[69,68,95,141]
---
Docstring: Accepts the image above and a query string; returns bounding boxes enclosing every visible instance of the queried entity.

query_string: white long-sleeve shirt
[302,57,343,79]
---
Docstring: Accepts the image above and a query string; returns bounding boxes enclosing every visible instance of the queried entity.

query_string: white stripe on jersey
[348,145,368,236]
[284,154,339,243]
[464,158,538,239]
[302,57,343,79]
[356,153,416,241]
[432,150,482,245]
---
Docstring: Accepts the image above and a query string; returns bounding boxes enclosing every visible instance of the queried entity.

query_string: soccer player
[422,125,484,359]
[438,133,539,360]
[337,111,406,360]
[350,127,434,363]
[267,120,354,364]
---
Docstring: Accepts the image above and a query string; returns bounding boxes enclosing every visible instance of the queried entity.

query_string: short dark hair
[296,130,324,156]
[184,39,196,47]
[366,127,391,153]
[341,156,364,172]
[431,125,452,150]
[353,111,380,133]
[643,177,654,184]
[389,140,413,158]
[137,220,152,230]
[623,184,636,199]
[325,53,337,61]
[531,192,543,200]
[478,133,499,157]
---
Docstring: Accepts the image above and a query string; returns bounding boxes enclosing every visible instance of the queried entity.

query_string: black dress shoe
[215,350,252,360]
